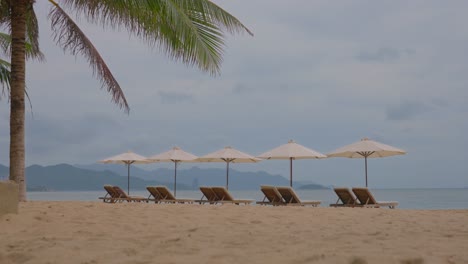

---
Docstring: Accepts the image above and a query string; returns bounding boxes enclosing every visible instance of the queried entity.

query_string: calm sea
[27,188,468,210]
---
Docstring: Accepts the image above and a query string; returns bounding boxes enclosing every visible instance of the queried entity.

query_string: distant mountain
[74,163,155,179]
[75,163,309,189]
[0,164,327,191]
[25,164,177,191]
[0,164,175,191]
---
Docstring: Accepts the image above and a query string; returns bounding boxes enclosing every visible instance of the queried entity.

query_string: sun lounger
[276,186,321,207]
[112,186,148,202]
[154,186,194,204]
[146,186,163,203]
[330,187,359,207]
[197,186,220,204]
[98,185,120,203]
[352,187,398,209]
[256,185,286,206]
[211,187,254,205]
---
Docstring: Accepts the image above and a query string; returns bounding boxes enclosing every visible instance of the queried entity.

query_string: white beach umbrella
[258,140,326,187]
[99,151,150,194]
[195,146,261,189]
[327,138,406,187]
[146,146,198,197]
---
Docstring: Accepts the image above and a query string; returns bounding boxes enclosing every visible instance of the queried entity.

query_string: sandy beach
[1,201,467,264]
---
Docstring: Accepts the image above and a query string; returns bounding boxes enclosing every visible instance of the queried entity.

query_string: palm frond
[0,58,10,99]
[25,1,44,61]
[149,0,225,74]
[48,2,129,113]
[182,0,253,36]
[0,0,10,27]
[0,1,43,60]
[0,58,33,112]
[0,32,10,53]
[0,31,44,61]
[60,0,252,75]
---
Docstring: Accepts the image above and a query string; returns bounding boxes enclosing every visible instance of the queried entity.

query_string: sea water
[27,188,468,210]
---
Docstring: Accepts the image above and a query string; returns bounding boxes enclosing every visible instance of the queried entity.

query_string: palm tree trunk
[9,0,28,202]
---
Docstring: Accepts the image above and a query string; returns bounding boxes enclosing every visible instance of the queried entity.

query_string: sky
[0,1,467,188]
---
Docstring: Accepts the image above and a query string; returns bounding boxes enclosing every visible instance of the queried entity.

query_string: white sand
[1,201,467,264]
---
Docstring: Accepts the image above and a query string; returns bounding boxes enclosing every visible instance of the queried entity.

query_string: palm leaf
[0,0,10,27]
[0,53,33,107]
[0,32,44,61]
[181,0,253,36]
[0,58,10,97]
[0,29,43,99]
[0,32,10,52]
[25,1,43,60]
[48,2,129,113]
[60,0,252,75]
[0,1,43,60]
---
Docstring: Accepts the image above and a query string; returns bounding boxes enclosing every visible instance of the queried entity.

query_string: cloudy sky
[1,1,467,188]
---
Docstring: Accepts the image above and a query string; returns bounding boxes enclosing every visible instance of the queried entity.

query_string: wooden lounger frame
[352,187,398,209]
[329,187,359,207]
[256,185,286,206]
[276,186,321,207]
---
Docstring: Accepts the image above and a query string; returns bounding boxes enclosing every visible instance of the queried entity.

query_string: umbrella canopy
[258,140,326,187]
[327,138,406,187]
[195,146,261,189]
[99,151,149,194]
[146,146,198,197]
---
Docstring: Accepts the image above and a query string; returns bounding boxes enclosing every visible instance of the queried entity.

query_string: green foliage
[0,31,44,100]
[1,0,251,109]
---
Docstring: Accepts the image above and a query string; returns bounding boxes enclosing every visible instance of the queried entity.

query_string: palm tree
[3,0,252,201]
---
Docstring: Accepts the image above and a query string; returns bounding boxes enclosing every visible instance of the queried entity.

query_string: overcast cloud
[0,0,467,188]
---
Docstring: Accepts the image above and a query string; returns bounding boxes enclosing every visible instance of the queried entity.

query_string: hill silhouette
[0,164,327,191]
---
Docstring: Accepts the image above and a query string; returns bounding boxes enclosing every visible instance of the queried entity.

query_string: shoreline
[25,188,468,210]
[1,201,467,264]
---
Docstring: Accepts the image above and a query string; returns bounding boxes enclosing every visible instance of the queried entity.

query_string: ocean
[27,188,468,210]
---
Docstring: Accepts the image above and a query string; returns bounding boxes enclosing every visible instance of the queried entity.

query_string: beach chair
[155,186,194,204]
[329,187,359,207]
[98,185,120,203]
[276,186,321,207]
[146,186,163,203]
[256,185,286,206]
[197,186,220,204]
[112,186,148,202]
[352,187,398,209]
[211,187,254,205]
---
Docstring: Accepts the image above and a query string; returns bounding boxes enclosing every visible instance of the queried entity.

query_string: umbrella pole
[174,161,178,197]
[290,158,293,187]
[226,161,230,190]
[127,163,130,194]
[365,156,368,187]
